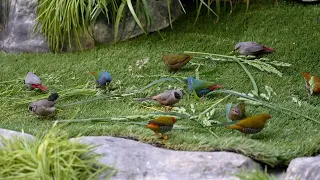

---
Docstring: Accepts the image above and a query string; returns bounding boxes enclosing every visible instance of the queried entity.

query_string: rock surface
[93,0,183,44]
[74,136,261,180]
[0,0,182,53]
[0,0,49,53]
[0,128,34,147]
[284,155,320,180]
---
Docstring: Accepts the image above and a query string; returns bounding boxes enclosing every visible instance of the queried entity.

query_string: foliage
[34,0,252,52]
[1,2,320,168]
[0,0,10,28]
[35,0,155,52]
[235,166,278,180]
[0,124,115,179]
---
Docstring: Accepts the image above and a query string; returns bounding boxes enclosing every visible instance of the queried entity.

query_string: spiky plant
[0,124,116,179]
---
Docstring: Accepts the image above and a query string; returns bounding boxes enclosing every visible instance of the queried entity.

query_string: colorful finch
[146,116,177,142]
[162,54,193,71]
[226,113,271,135]
[25,72,47,92]
[234,42,274,57]
[187,76,222,97]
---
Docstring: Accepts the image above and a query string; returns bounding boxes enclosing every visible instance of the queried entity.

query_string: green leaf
[225,103,233,122]
[114,0,127,43]
[127,0,147,34]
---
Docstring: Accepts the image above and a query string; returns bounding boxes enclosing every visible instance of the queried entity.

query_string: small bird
[29,93,59,117]
[186,76,222,97]
[302,72,320,97]
[234,42,275,57]
[162,54,193,71]
[228,102,246,121]
[90,71,112,87]
[25,72,47,92]
[136,90,183,107]
[226,113,272,135]
[146,116,177,142]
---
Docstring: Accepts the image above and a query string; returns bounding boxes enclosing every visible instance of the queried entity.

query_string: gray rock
[0,0,182,53]
[73,136,261,180]
[284,155,320,180]
[92,0,183,44]
[0,0,49,53]
[0,128,34,148]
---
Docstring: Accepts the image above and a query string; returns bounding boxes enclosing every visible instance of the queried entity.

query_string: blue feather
[97,71,112,86]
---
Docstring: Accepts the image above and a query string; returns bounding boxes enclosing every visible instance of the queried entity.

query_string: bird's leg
[164,106,173,112]
[154,132,160,138]
[161,134,169,144]
[304,80,311,100]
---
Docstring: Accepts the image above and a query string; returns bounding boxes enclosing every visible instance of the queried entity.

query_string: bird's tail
[263,46,275,53]
[136,97,153,102]
[48,93,59,102]
[31,84,47,92]
[209,84,223,91]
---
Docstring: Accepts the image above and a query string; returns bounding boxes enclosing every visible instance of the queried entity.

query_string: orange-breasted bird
[226,113,271,135]
[302,72,320,97]
[146,116,176,142]
[162,54,193,71]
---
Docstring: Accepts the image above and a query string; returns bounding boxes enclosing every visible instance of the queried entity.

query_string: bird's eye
[174,92,181,99]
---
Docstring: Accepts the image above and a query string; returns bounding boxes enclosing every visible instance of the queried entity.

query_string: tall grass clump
[34,0,250,53]
[35,0,155,52]
[0,125,115,179]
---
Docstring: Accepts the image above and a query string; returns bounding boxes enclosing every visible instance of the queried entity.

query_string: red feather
[209,84,223,91]
[263,46,275,53]
[31,84,47,91]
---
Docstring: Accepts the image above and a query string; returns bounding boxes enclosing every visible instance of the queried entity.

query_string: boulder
[0,128,34,148]
[0,0,49,53]
[284,155,320,180]
[93,0,183,44]
[0,0,183,53]
[74,136,261,180]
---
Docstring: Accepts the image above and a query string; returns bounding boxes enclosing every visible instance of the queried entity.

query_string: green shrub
[0,126,115,179]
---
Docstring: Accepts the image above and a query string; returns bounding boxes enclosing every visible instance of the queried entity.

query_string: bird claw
[164,106,173,112]
[161,134,169,144]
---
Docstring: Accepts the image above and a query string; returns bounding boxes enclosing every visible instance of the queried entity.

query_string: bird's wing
[190,78,212,90]
[34,100,55,108]
[150,117,174,126]
[155,91,172,101]
[245,42,264,52]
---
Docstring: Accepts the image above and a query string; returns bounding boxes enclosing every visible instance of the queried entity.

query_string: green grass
[0,125,115,179]
[1,0,320,167]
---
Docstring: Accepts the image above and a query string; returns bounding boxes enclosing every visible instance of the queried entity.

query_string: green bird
[186,76,223,97]
[162,54,193,71]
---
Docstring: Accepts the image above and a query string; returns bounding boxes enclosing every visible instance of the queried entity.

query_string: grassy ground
[1,0,320,167]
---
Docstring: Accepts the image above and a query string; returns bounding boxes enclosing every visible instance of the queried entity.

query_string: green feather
[191,78,213,90]
[225,103,233,122]
[152,116,175,126]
